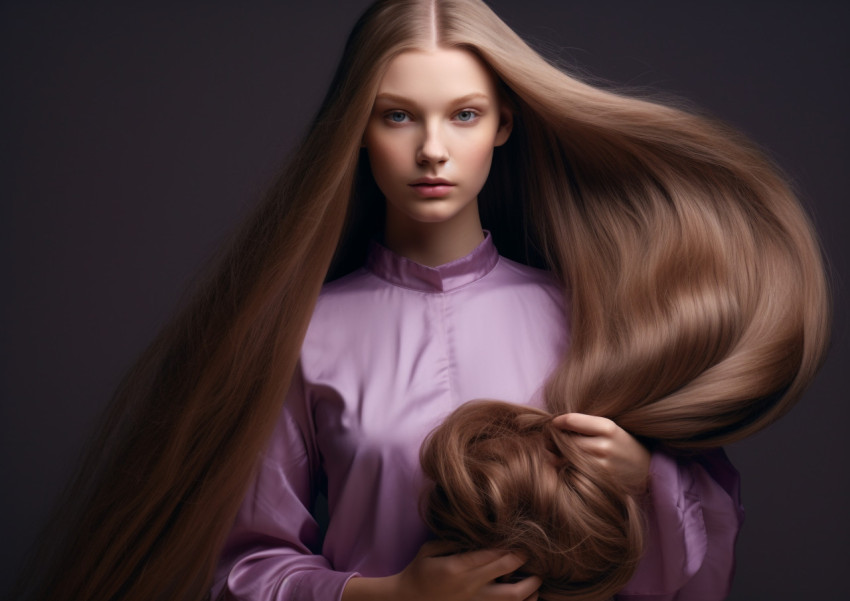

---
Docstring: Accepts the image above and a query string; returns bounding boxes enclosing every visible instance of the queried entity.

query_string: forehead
[375,47,498,103]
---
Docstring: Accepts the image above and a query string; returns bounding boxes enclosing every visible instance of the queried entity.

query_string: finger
[571,434,615,458]
[484,575,542,600]
[469,551,525,583]
[453,548,517,571]
[553,413,617,437]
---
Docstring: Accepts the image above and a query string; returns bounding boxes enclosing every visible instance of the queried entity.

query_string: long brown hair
[17,1,830,599]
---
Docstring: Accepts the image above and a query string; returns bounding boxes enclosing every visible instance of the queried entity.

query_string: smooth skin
[346,47,650,601]
[554,413,651,495]
[362,46,512,266]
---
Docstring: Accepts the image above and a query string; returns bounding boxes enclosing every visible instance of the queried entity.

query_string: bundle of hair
[421,401,644,600]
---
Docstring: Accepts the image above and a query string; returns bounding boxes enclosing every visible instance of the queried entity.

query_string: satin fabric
[212,233,743,601]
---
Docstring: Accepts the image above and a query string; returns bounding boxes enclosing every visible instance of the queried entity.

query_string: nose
[416,122,449,165]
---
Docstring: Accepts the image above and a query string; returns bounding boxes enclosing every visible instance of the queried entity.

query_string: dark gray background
[2,1,847,598]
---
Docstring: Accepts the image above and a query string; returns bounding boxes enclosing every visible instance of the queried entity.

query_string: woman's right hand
[342,541,541,601]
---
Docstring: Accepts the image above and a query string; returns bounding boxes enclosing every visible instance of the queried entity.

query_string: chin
[406,208,465,224]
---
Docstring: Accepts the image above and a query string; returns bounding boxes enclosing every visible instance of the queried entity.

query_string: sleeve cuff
[290,568,361,601]
[617,449,743,599]
[618,451,707,596]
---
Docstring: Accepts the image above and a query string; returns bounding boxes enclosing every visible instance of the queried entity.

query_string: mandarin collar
[366,231,499,293]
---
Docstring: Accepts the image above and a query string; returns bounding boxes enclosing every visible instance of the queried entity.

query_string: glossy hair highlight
[16,1,830,600]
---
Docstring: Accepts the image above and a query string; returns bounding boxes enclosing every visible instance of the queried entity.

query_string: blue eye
[456,110,476,122]
[388,111,408,123]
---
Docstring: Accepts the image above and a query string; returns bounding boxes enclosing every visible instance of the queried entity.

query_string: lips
[409,178,456,198]
[410,177,454,186]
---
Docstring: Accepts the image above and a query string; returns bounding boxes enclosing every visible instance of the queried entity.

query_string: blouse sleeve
[615,448,745,600]
[211,365,359,601]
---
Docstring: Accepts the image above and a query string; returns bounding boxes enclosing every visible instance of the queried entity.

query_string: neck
[384,200,485,266]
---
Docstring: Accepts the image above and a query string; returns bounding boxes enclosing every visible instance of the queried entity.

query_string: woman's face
[362,47,512,228]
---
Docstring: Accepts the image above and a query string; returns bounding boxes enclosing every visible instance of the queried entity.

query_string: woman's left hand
[552,413,651,494]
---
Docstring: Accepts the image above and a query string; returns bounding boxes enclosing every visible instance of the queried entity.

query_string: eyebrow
[373,92,492,106]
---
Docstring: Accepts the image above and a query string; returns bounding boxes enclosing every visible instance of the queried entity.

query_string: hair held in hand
[19,1,829,600]
[421,402,645,600]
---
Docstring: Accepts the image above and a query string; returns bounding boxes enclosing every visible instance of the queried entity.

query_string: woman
[213,42,658,601]
[211,1,827,599]
[20,1,829,600]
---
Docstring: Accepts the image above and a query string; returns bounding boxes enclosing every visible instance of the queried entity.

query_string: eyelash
[383,109,481,124]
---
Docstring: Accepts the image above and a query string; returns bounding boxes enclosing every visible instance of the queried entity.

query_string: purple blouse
[212,233,744,601]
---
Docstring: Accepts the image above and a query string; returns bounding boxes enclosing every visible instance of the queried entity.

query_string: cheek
[366,135,408,182]
[460,137,496,180]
